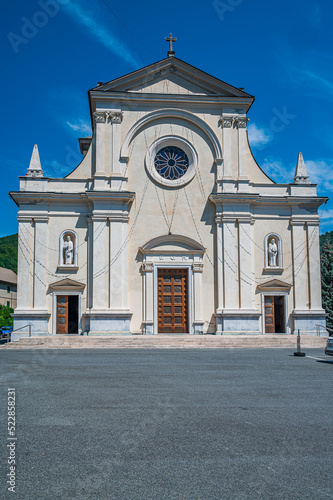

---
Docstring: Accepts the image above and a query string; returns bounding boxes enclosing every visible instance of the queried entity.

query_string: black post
[294,329,306,357]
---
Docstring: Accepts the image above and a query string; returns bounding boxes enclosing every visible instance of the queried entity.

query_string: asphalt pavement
[0,348,332,500]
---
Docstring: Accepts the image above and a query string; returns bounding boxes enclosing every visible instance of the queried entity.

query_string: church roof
[88,57,254,107]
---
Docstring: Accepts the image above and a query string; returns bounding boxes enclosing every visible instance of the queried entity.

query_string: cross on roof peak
[165,32,177,57]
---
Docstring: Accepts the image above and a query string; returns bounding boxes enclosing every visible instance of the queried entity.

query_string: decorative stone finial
[293,152,310,184]
[27,144,43,178]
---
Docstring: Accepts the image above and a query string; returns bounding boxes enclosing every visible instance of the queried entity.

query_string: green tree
[0,305,14,328]
[321,241,333,330]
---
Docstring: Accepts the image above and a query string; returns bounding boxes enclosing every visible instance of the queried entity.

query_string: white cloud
[305,159,333,192]
[66,119,91,135]
[62,1,139,68]
[260,157,292,183]
[248,123,272,148]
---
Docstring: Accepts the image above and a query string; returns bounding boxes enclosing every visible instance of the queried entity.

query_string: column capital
[108,111,123,124]
[219,117,233,128]
[141,262,154,273]
[235,117,249,129]
[193,263,204,273]
[93,111,107,124]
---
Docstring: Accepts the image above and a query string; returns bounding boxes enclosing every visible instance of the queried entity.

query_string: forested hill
[0,233,18,273]
[320,230,333,250]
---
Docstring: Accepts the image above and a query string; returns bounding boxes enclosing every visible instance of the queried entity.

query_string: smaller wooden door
[264,296,275,333]
[57,295,68,334]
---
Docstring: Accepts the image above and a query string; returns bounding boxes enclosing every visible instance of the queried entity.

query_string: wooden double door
[158,269,188,334]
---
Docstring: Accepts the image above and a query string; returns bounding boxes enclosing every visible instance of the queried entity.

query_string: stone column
[91,217,108,309]
[16,217,32,310]
[142,262,154,334]
[307,222,322,310]
[193,262,204,334]
[291,221,307,310]
[238,220,253,309]
[33,217,48,309]
[93,112,107,190]
[235,117,249,192]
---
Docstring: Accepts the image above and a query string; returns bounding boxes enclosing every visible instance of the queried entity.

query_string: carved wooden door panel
[57,295,68,334]
[158,269,188,334]
[264,296,275,333]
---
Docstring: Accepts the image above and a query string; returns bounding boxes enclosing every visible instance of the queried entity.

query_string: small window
[7,301,10,307]
[7,286,10,293]
[264,234,282,269]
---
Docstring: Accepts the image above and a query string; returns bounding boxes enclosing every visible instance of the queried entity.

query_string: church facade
[10,55,327,338]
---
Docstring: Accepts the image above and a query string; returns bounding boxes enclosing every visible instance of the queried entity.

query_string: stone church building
[10,51,327,338]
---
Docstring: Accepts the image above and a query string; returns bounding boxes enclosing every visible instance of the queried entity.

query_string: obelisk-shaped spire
[27,144,43,177]
[293,152,310,184]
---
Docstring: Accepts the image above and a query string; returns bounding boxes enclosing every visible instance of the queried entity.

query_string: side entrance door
[57,295,68,334]
[264,295,285,333]
[56,295,79,334]
[158,269,188,334]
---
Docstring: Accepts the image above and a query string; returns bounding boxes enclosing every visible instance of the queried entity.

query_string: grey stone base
[292,311,327,336]
[87,312,132,335]
[215,311,261,335]
[12,312,50,340]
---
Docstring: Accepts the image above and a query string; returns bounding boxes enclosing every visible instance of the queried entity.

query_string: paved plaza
[1,349,332,499]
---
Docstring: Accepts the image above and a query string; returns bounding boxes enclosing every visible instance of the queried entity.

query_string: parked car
[1,326,13,340]
[325,337,333,356]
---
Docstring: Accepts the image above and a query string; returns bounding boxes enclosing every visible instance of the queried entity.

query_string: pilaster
[33,217,48,309]
[291,220,307,311]
[219,117,234,193]
[238,219,253,309]
[93,111,107,190]
[16,217,33,310]
[235,117,249,192]
[141,262,154,334]
[193,262,204,334]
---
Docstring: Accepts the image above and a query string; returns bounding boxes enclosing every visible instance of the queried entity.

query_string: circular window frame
[145,135,198,188]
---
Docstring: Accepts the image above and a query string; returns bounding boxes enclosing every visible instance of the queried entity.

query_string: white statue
[268,238,278,267]
[63,235,74,265]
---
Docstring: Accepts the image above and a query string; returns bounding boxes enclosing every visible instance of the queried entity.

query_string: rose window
[154,146,189,180]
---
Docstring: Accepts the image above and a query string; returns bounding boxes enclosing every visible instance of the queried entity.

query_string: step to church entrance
[1,335,327,350]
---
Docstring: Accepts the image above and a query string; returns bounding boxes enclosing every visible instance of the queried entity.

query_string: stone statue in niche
[268,238,278,267]
[63,235,74,265]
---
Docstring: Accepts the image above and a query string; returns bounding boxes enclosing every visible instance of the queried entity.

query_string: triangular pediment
[257,279,292,291]
[90,58,254,99]
[49,278,85,290]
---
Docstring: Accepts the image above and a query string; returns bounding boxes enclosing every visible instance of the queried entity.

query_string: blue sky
[1,0,333,236]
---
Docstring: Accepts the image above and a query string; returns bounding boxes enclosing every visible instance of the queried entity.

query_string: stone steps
[1,334,327,349]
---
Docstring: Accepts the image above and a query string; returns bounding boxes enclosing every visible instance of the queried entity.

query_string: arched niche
[264,233,282,269]
[59,230,78,268]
